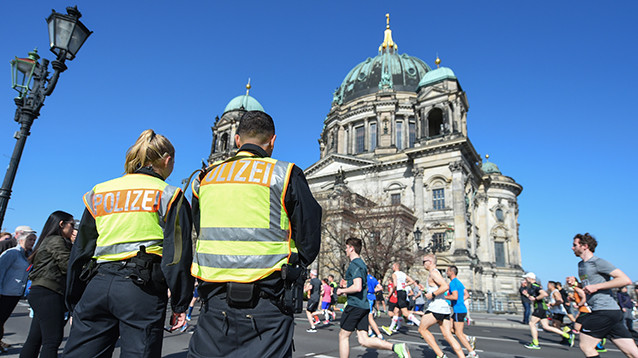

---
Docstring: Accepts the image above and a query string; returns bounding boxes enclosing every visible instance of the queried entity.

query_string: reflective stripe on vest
[192,154,294,283]
[83,174,181,263]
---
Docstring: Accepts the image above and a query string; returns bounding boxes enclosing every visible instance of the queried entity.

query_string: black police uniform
[188,144,322,358]
[63,168,194,358]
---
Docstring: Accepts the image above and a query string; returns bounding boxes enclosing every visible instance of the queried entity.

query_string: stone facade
[304,18,524,298]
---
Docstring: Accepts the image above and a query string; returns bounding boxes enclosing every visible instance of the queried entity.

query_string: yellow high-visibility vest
[191,152,295,283]
[83,174,182,262]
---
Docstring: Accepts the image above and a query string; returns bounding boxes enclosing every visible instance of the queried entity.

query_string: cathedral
[207,15,524,298]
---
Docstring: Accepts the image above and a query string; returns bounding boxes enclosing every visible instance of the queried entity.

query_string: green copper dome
[481,159,501,174]
[223,94,264,114]
[417,66,457,89]
[332,16,431,106]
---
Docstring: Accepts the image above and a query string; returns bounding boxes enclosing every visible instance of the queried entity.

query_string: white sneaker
[466,351,479,358]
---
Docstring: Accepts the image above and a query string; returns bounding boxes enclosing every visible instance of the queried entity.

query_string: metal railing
[468,292,520,314]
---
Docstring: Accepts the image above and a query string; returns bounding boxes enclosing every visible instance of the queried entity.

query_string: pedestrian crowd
[0,111,636,358]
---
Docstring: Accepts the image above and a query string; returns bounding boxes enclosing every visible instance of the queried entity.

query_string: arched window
[220,132,229,151]
[369,122,377,150]
[428,108,443,137]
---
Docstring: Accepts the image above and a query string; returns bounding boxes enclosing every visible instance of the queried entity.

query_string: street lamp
[0,6,92,227]
[414,226,454,253]
[413,227,422,250]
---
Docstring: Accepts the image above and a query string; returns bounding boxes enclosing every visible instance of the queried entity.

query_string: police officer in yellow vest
[64,129,194,358]
[188,111,322,358]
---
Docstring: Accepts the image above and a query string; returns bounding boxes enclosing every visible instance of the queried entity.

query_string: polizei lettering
[93,189,162,217]
[201,159,274,187]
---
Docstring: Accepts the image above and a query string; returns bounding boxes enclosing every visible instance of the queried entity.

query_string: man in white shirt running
[383,263,421,335]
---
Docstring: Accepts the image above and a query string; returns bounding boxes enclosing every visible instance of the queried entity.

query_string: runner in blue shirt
[444,265,478,357]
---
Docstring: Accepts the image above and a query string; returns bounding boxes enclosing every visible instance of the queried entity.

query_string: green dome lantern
[417,66,457,89]
[481,155,501,174]
[223,81,265,114]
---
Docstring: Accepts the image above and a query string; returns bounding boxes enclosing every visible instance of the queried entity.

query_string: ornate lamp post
[0,6,91,227]
[414,226,454,253]
[413,227,424,252]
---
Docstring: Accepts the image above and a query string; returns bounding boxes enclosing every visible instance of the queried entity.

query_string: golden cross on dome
[379,13,398,52]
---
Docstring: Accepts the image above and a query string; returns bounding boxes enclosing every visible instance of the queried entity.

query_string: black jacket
[29,235,73,296]
[65,168,194,313]
[193,144,322,299]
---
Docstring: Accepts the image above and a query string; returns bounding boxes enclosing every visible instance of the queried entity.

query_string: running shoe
[381,325,393,336]
[524,342,541,349]
[179,322,189,333]
[468,335,476,350]
[0,341,10,349]
[436,354,448,358]
[568,333,576,347]
[331,311,336,320]
[186,314,192,321]
[313,317,321,325]
[392,343,411,358]
[466,351,479,358]
[306,328,317,333]
[596,339,607,353]
[562,326,571,333]
[323,320,330,325]
[377,334,384,340]
[368,330,374,337]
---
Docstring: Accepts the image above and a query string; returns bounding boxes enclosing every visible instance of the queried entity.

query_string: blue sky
[1,1,636,285]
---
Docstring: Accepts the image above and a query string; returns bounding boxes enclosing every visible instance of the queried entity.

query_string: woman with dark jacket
[20,211,74,358]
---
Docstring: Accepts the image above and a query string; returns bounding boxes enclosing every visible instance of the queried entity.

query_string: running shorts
[580,310,633,339]
[451,312,467,322]
[375,291,384,302]
[340,305,370,332]
[425,310,451,322]
[532,307,549,319]
[321,301,331,310]
[575,312,588,324]
[396,290,408,309]
[307,300,319,312]
[552,312,565,324]
[388,301,397,312]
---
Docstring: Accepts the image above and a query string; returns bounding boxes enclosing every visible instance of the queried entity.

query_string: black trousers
[20,286,66,358]
[0,295,21,340]
[188,294,293,358]
[63,264,168,358]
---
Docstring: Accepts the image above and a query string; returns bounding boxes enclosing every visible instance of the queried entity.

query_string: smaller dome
[481,161,501,174]
[417,67,457,89]
[223,94,264,114]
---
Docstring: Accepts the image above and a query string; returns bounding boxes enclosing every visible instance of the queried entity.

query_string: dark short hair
[574,233,597,253]
[448,265,458,276]
[237,111,275,143]
[345,237,362,254]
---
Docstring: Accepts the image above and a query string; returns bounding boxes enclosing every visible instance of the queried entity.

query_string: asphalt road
[1,300,631,357]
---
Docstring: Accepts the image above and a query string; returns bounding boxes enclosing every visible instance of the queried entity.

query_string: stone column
[346,123,354,154]
[413,168,424,223]
[449,161,468,255]
[337,125,345,154]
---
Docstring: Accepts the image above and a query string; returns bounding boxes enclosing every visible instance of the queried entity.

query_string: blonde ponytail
[124,129,175,174]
